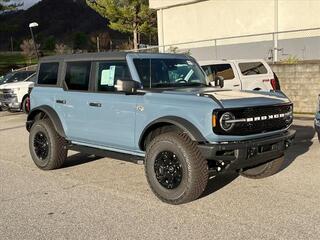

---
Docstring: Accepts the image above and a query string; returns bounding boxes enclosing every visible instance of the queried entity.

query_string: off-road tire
[29,118,67,170]
[145,132,208,205]
[240,156,285,179]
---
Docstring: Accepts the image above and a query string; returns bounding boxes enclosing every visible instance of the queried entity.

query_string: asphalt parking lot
[0,111,319,240]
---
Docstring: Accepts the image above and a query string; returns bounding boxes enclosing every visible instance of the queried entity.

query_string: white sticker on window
[101,66,116,86]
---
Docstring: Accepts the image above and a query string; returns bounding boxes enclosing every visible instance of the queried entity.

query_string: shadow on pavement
[61,123,315,199]
[62,151,144,169]
[62,153,102,168]
[200,123,315,200]
[200,172,239,199]
[280,124,315,171]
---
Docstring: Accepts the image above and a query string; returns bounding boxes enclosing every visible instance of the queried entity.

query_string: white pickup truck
[0,74,35,113]
[199,59,280,91]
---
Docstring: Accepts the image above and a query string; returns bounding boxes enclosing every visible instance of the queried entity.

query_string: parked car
[0,70,34,85]
[315,95,320,141]
[0,73,36,113]
[199,59,280,91]
[26,52,295,204]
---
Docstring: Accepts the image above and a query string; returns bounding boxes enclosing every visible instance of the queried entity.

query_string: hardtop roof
[40,52,193,62]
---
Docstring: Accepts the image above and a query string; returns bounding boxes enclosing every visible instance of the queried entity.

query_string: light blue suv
[26,52,295,204]
[315,95,320,141]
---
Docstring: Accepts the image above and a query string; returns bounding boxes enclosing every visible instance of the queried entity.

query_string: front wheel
[22,96,29,114]
[29,118,67,170]
[240,156,285,179]
[145,132,208,205]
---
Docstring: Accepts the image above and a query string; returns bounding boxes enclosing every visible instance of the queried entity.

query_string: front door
[84,61,137,150]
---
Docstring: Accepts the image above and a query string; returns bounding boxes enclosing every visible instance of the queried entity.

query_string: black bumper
[198,130,296,171]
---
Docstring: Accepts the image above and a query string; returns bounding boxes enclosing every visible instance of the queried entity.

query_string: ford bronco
[315,95,320,141]
[26,53,295,204]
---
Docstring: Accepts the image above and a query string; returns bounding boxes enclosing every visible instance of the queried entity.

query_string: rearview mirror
[115,79,139,93]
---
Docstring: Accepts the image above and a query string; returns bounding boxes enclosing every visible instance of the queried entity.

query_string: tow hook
[248,147,258,158]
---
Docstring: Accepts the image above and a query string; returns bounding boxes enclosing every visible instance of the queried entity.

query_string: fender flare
[138,116,206,150]
[27,105,66,138]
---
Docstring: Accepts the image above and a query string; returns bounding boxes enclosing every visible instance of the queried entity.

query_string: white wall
[151,0,320,49]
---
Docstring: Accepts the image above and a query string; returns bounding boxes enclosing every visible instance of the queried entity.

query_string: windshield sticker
[186,60,194,66]
[101,66,116,86]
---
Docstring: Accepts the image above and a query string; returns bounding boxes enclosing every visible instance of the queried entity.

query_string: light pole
[29,22,39,60]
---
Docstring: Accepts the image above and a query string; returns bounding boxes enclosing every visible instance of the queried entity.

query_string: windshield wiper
[151,83,174,88]
[182,82,208,87]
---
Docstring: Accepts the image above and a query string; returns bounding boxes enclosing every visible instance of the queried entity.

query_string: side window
[96,61,130,92]
[201,65,214,81]
[239,62,268,76]
[65,62,91,91]
[211,64,235,80]
[16,72,26,81]
[133,59,151,88]
[38,62,59,85]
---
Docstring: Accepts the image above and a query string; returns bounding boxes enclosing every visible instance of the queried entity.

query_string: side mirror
[115,79,139,93]
[215,76,224,88]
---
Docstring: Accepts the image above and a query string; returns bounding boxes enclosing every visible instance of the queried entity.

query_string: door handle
[56,99,66,104]
[233,84,240,87]
[89,102,102,107]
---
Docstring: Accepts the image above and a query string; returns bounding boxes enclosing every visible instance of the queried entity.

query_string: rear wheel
[29,118,67,170]
[145,132,208,204]
[240,156,285,179]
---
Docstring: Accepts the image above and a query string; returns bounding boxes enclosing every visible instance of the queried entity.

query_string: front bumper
[198,129,296,171]
[0,95,20,110]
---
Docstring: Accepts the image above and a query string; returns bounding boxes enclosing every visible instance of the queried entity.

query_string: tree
[90,31,111,51]
[43,36,56,51]
[20,39,39,63]
[73,32,88,50]
[0,0,22,11]
[55,43,69,55]
[86,0,157,50]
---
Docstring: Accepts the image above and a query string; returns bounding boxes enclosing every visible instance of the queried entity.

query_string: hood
[0,81,34,90]
[161,88,290,108]
[204,90,290,108]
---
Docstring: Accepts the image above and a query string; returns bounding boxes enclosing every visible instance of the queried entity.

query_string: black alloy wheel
[154,151,183,189]
[33,131,49,160]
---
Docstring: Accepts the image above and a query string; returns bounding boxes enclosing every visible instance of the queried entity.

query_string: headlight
[219,112,236,132]
[4,89,17,97]
[13,88,20,93]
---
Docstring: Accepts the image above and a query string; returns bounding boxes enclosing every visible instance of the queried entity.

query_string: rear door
[234,60,274,91]
[201,63,241,89]
[55,61,93,142]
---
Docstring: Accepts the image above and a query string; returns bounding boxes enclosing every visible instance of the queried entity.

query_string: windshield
[0,72,14,84]
[133,58,208,88]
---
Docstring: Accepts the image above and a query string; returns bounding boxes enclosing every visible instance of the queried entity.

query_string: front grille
[213,104,293,135]
[0,89,16,100]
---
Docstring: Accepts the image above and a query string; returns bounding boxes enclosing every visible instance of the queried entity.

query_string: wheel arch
[26,105,66,138]
[139,116,206,151]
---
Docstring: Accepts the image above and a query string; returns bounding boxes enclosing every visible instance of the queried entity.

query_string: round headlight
[220,112,235,132]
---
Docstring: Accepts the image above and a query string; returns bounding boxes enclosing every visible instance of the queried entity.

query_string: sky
[21,0,40,9]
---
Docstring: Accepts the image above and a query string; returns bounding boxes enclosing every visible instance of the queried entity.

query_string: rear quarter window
[239,62,268,76]
[38,62,59,85]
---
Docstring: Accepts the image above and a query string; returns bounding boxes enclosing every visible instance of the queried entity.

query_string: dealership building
[149,0,320,61]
